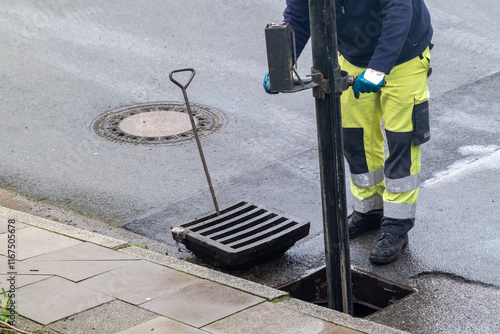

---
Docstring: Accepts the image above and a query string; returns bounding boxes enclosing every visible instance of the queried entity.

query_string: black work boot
[348,209,383,239]
[369,232,408,265]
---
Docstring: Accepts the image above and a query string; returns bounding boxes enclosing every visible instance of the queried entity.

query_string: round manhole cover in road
[92,102,227,146]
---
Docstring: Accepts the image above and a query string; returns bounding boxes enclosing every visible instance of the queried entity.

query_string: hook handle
[169,68,195,90]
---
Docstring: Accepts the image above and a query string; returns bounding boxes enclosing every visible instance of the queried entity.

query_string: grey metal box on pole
[264,23,294,93]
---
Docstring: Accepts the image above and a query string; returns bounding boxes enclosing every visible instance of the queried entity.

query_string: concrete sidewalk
[0,206,405,334]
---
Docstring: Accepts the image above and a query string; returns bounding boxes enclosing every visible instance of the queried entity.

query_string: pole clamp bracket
[309,68,330,100]
[334,67,355,97]
[309,67,355,100]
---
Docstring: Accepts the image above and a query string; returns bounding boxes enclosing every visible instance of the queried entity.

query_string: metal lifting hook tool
[169,68,220,216]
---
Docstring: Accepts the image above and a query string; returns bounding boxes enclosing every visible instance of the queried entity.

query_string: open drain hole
[276,266,416,318]
[92,101,227,146]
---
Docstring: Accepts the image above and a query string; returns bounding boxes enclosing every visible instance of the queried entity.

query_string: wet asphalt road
[1,1,499,333]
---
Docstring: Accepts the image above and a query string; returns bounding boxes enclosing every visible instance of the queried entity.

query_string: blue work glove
[263,72,278,94]
[352,69,385,99]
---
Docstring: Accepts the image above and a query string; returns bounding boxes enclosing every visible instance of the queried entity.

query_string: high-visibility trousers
[340,46,431,235]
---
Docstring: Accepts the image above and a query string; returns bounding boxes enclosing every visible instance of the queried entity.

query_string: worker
[264,0,433,264]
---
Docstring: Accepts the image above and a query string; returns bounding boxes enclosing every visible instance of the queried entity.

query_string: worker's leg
[379,46,431,235]
[370,46,431,264]
[340,55,385,237]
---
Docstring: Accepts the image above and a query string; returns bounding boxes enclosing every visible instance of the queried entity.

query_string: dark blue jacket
[283,0,433,74]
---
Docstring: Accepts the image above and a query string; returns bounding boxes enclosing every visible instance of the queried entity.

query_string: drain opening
[91,101,227,146]
[276,266,415,318]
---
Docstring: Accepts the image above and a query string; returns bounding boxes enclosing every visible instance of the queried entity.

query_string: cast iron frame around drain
[91,101,226,146]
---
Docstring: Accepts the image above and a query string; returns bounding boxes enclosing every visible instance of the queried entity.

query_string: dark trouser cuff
[380,217,415,236]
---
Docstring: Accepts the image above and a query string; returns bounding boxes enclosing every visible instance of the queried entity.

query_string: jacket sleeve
[283,0,311,60]
[368,0,413,74]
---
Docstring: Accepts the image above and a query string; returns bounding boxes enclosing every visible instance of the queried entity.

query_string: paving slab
[201,301,358,334]
[16,276,114,325]
[0,218,28,234]
[21,259,139,282]
[21,242,140,281]
[140,279,265,328]
[79,259,200,305]
[0,254,50,275]
[117,316,209,334]
[119,246,289,301]
[49,299,159,334]
[0,226,82,260]
[0,254,53,289]
[0,274,52,288]
[23,242,140,261]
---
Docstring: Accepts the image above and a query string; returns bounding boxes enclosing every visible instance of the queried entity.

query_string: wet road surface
[0,1,499,333]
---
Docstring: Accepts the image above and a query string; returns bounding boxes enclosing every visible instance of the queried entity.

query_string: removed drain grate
[91,101,226,146]
[172,201,310,268]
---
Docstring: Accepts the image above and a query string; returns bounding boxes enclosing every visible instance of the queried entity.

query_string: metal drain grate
[172,201,310,268]
[91,101,226,146]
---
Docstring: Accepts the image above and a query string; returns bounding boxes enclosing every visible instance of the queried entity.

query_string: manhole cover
[91,102,226,145]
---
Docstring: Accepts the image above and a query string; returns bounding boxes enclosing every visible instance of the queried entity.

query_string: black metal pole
[308,0,353,314]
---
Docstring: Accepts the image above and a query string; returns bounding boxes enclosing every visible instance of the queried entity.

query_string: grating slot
[218,216,287,245]
[209,213,278,240]
[198,208,267,236]
[189,205,258,232]
[228,221,298,249]
[181,201,250,228]
[187,204,257,232]
[200,209,272,237]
